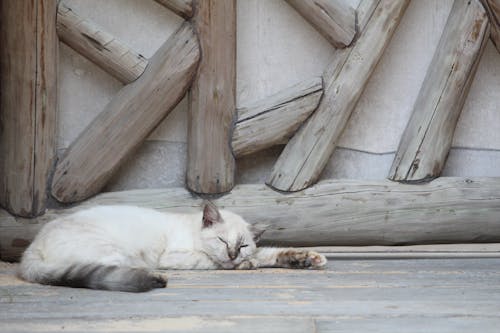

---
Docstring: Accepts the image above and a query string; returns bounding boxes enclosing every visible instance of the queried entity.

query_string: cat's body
[20,203,326,292]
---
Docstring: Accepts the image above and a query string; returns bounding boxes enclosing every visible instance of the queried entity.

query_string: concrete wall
[58,0,500,192]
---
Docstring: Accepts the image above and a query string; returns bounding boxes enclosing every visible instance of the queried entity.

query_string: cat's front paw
[235,259,257,270]
[277,250,327,269]
[148,272,168,289]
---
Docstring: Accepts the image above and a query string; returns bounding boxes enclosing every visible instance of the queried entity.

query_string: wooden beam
[0,0,58,217]
[187,0,236,194]
[57,2,148,84]
[389,0,490,183]
[51,22,200,203]
[480,0,500,53]
[267,0,408,192]
[285,0,356,48]
[155,0,193,19]
[232,77,323,157]
[3,177,500,261]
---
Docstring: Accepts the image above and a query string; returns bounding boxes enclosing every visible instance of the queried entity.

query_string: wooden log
[480,0,500,53]
[51,22,200,203]
[0,0,58,217]
[155,0,193,19]
[3,177,500,261]
[187,0,236,194]
[389,0,490,183]
[267,0,409,192]
[57,2,148,84]
[232,77,323,157]
[286,0,356,48]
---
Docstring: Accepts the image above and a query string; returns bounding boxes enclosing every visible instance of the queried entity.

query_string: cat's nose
[228,250,238,261]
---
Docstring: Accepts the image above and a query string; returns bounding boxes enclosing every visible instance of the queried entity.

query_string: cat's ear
[249,224,266,242]
[202,201,222,228]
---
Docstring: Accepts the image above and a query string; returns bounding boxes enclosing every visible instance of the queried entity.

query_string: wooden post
[57,2,148,84]
[232,77,323,157]
[187,0,236,194]
[267,0,409,192]
[285,0,357,48]
[155,0,193,19]
[51,22,200,203]
[0,0,58,217]
[389,0,490,183]
[480,0,500,53]
[3,177,500,261]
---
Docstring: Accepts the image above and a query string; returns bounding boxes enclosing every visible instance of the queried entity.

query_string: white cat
[19,202,327,292]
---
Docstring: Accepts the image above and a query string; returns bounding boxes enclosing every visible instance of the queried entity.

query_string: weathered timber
[187,0,236,194]
[232,77,323,157]
[3,177,500,261]
[389,0,490,183]
[480,0,500,53]
[286,0,356,48]
[155,0,193,19]
[0,0,58,217]
[267,0,409,192]
[57,2,148,84]
[51,22,200,203]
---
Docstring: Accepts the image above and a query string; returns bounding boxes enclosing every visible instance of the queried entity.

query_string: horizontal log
[480,0,500,53]
[155,0,193,19]
[51,22,200,203]
[267,0,409,192]
[286,0,356,48]
[389,0,490,183]
[232,77,323,157]
[57,2,148,84]
[2,177,500,261]
[0,0,58,217]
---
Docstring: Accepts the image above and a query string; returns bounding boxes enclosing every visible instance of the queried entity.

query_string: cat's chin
[219,261,238,269]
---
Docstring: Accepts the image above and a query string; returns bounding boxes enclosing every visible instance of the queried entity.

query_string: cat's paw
[148,272,168,289]
[277,250,327,269]
[235,260,257,270]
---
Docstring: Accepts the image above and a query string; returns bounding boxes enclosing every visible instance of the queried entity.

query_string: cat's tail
[19,251,167,292]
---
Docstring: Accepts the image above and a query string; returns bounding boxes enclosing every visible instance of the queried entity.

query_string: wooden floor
[1,255,500,332]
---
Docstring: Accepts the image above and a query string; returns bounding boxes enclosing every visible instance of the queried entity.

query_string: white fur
[20,205,258,283]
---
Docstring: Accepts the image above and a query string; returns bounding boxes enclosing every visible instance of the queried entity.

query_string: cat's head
[199,202,265,269]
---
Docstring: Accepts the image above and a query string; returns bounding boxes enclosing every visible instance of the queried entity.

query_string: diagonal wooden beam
[232,77,323,157]
[3,177,500,261]
[51,22,200,203]
[286,0,357,48]
[389,0,490,183]
[155,0,193,19]
[267,0,408,192]
[187,0,237,194]
[480,0,500,53]
[0,0,58,217]
[57,2,148,84]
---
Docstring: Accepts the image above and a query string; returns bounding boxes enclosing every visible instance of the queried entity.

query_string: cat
[19,202,327,292]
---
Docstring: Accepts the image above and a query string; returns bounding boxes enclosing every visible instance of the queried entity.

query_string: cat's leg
[249,247,327,269]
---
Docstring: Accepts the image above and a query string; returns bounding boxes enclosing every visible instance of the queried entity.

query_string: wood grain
[155,0,193,19]
[57,2,148,84]
[0,0,58,217]
[268,0,409,192]
[51,22,200,203]
[480,0,500,53]
[286,0,356,48]
[187,0,237,194]
[3,177,500,260]
[389,0,490,183]
[232,77,323,157]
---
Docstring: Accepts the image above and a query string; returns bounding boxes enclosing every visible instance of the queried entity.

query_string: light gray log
[0,0,58,217]
[57,2,148,84]
[187,0,236,194]
[155,0,193,19]
[51,22,200,203]
[480,0,500,53]
[3,177,500,261]
[389,0,490,183]
[286,0,356,48]
[232,77,323,157]
[267,0,409,192]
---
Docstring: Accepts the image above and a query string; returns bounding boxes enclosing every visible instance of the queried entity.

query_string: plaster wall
[58,0,500,191]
